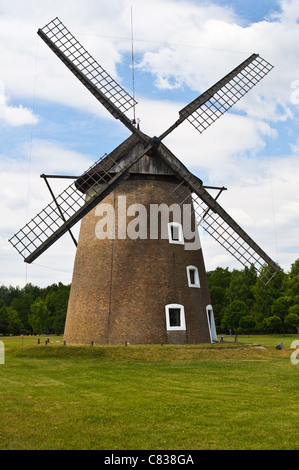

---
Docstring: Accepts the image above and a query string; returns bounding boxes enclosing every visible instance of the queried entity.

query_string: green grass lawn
[0,335,298,450]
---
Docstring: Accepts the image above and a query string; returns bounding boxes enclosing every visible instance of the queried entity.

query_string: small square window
[186,266,200,288]
[165,304,186,331]
[168,222,184,245]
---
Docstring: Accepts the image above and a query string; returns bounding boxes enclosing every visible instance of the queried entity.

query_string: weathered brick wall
[64,177,211,345]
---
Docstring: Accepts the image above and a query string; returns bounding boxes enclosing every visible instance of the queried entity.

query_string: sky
[1,0,299,287]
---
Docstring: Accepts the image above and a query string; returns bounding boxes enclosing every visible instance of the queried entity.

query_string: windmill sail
[38,17,144,139]
[157,144,280,285]
[9,141,152,263]
[159,54,273,140]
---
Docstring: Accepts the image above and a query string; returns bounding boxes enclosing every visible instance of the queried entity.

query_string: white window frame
[167,222,184,245]
[206,304,217,343]
[186,265,200,288]
[165,304,186,331]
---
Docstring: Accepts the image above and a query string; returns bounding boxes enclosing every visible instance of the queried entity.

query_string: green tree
[239,315,256,335]
[10,294,34,333]
[221,300,249,334]
[284,310,299,333]
[263,315,283,333]
[207,267,232,326]
[5,306,23,335]
[0,285,21,306]
[28,298,50,334]
[289,259,299,278]
[282,259,299,299]
[289,304,299,316]
[45,283,70,334]
[251,266,285,325]
[271,296,292,323]
[209,285,227,327]
[207,267,232,290]
[227,266,256,307]
[285,274,299,298]
[0,304,8,335]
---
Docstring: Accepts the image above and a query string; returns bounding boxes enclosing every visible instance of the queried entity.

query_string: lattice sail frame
[170,181,278,285]
[39,17,137,114]
[179,55,273,134]
[9,154,122,261]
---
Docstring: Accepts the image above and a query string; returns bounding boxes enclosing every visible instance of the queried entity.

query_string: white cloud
[132,0,299,127]
[0,81,39,126]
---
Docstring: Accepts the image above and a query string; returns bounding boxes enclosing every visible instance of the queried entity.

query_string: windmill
[9,17,280,345]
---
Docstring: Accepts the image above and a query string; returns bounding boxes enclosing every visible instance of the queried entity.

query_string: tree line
[207,258,299,334]
[0,259,299,336]
[0,282,71,335]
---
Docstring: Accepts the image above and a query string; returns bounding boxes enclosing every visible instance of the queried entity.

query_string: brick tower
[63,134,217,345]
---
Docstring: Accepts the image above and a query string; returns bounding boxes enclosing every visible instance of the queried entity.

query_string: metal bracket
[40,174,78,247]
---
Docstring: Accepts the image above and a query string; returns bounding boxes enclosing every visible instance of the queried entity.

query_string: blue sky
[211,0,281,24]
[1,0,299,287]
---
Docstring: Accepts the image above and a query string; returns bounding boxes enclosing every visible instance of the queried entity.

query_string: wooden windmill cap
[75,131,201,193]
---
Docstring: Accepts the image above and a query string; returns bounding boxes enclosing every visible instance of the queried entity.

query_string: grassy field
[0,335,298,450]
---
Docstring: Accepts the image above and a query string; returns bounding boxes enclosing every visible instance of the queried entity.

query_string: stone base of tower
[63,177,213,346]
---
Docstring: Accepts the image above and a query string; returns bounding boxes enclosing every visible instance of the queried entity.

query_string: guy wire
[25,39,39,285]
[261,82,279,265]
